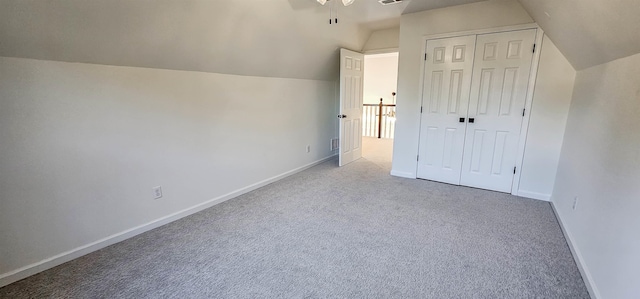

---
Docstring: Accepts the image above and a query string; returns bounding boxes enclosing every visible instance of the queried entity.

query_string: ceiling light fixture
[316,0,354,25]
[317,0,355,7]
[315,0,400,26]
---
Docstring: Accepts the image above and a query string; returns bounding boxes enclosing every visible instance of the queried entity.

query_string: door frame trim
[415,23,544,196]
[511,26,545,197]
[363,47,399,55]
[420,23,539,41]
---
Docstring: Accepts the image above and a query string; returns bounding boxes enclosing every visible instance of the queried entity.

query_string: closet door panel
[417,35,476,185]
[460,29,537,192]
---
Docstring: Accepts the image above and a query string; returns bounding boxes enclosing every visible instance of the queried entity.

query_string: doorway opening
[362,52,398,171]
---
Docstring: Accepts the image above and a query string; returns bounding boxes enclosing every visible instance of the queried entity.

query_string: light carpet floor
[362,137,394,172]
[0,155,589,298]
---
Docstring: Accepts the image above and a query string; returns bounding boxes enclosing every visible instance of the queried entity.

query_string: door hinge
[513,167,517,174]
[532,43,536,53]
[522,108,526,117]
[420,106,423,113]
[417,155,420,161]
[424,53,427,61]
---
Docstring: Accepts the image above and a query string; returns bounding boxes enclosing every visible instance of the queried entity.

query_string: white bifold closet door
[417,29,537,193]
[416,35,476,185]
[460,29,536,192]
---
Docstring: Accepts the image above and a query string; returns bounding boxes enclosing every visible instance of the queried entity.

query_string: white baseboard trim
[550,202,600,299]
[0,155,336,288]
[517,190,551,201]
[390,170,415,179]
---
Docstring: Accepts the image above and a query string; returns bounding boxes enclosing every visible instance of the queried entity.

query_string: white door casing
[339,48,364,166]
[460,29,537,192]
[416,29,537,193]
[417,35,477,185]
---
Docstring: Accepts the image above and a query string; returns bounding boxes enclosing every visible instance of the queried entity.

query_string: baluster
[377,99,383,139]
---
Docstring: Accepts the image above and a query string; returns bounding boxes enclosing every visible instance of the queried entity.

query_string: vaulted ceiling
[403,0,487,14]
[0,0,638,80]
[517,0,640,70]
[0,0,371,80]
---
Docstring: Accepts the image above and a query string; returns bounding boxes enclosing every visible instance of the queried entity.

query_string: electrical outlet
[572,196,579,210]
[306,145,311,153]
[153,186,163,199]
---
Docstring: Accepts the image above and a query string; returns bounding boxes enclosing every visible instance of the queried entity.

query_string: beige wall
[391,0,533,178]
[552,52,640,299]
[0,0,369,81]
[0,57,337,285]
[391,0,575,201]
[362,28,400,53]
[517,35,575,200]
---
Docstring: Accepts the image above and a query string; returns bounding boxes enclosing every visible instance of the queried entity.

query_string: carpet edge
[551,201,600,299]
[0,154,337,288]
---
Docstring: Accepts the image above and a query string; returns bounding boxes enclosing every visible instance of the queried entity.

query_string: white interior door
[417,35,476,184]
[339,48,364,166]
[460,29,537,192]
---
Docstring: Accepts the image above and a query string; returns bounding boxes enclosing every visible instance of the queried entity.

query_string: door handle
[459,117,465,123]
[338,114,347,119]
[469,118,475,123]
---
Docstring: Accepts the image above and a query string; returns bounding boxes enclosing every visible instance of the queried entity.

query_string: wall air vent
[378,0,403,5]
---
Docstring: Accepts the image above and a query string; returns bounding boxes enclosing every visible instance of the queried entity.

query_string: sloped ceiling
[305,0,409,30]
[0,0,370,81]
[403,0,487,14]
[517,0,640,70]
[4,0,635,79]
[0,0,501,81]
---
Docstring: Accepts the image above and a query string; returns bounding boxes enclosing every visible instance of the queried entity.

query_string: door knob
[469,118,475,123]
[459,117,465,123]
[338,114,347,118]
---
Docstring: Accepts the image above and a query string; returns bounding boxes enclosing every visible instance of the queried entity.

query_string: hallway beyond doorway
[362,137,393,172]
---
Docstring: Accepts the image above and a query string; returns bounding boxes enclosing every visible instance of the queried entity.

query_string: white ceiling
[1,0,638,80]
[288,0,490,30]
[517,0,640,70]
[287,0,409,30]
[403,0,488,14]
[0,0,371,80]
[0,0,479,80]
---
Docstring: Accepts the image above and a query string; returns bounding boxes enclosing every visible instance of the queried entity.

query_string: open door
[338,48,364,166]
